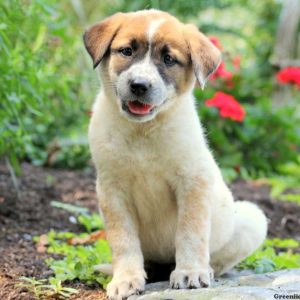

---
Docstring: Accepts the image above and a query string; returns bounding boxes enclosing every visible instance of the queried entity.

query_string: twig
[5,157,22,201]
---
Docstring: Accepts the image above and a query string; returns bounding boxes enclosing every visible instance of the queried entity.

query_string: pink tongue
[128,101,153,115]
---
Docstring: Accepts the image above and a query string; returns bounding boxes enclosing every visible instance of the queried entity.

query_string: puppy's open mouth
[124,101,155,116]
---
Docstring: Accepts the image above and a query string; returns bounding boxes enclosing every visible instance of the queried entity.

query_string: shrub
[195,36,300,178]
[0,0,90,170]
[197,94,300,177]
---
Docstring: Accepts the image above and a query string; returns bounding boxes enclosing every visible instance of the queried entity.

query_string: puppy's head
[84,10,221,122]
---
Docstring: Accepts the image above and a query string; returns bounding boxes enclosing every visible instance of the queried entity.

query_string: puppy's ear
[184,24,221,89]
[83,13,125,68]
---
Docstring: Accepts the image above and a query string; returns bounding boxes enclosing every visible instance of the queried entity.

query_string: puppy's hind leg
[211,201,267,276]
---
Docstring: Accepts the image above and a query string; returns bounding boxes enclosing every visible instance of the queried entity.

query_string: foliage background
[0,0,299,179]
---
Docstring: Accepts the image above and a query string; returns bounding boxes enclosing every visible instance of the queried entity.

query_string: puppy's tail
[94,263,113,276]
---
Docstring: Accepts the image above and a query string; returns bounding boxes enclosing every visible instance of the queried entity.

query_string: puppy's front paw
[106,271,146,300]
[170,267,212,289]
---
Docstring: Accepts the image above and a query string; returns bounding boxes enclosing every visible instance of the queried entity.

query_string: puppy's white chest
[127,164,177,262]
[130,169,175,215]
[116,137,175,210]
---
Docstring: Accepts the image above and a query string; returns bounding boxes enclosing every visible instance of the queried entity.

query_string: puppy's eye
[119,47,133,57]
[164,54,176,66]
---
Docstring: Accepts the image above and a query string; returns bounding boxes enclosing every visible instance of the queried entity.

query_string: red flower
[210,62,234,89]
[234,165,241,173]
[205,92,246,122]
[276,67,300,86]
[210,62,233,81]
[208,36,235,88]
[232,55,241,71]
[209,36,222,50]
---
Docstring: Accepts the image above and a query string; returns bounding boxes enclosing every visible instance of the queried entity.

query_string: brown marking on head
[150,19,194,94]
[183,24,222,89]
[109,17,150,76]
[108,12,166,76]
[84,11,220,87]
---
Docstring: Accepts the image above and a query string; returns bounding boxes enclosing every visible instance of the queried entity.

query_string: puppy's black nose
[130,79,151,96]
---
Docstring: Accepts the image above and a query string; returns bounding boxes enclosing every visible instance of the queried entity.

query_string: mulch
[0,161,299,299]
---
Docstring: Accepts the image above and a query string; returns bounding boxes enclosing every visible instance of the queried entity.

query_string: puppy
[84,9,267,300]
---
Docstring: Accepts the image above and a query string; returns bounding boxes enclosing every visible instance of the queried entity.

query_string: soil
[0,161,300,299]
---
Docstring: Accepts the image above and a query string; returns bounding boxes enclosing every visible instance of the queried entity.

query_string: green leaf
[32,25,47,52]
[78,213,105,232]
[50,201,89,215]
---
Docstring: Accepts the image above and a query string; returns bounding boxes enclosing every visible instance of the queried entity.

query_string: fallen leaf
[36,234,48,253]
[67,230,106,245]
[250,179,269,187]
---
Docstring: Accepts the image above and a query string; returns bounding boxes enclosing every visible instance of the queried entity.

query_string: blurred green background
[1,0,299,182]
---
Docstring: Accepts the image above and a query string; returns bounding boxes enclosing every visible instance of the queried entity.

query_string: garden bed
[0,161,299,299]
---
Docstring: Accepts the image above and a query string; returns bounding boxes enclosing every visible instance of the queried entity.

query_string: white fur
[147,19,165,42]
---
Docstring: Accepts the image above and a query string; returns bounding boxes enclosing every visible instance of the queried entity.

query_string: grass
[16,276,78,299]
[34,210,111,289]
[260,155,300,204]
[238,238,300,273]
[45,233,111,287]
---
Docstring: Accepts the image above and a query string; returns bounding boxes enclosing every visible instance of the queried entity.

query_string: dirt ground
[1,161,300,299]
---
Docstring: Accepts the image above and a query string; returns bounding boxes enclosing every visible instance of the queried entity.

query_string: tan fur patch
[151,20,194,93]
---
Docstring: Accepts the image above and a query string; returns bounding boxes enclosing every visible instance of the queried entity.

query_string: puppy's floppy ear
[184,24,221,89]
[83,13,125,68]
